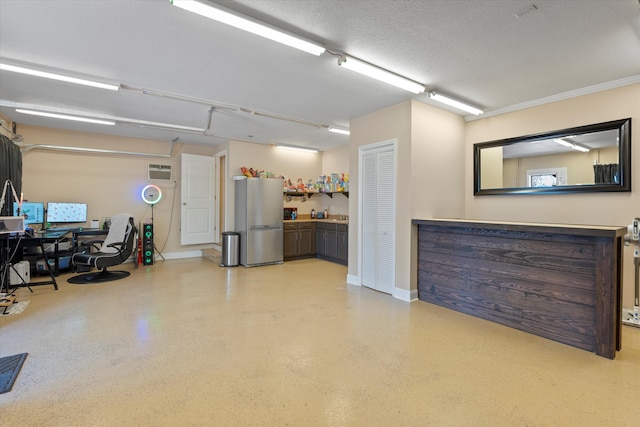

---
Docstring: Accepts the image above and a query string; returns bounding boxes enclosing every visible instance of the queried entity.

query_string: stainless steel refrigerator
[234,177,283,267]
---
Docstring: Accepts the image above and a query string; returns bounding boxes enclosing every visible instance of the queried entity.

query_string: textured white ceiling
[0,0,639,151]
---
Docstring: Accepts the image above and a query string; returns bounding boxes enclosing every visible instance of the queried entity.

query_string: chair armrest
[79,239,105,252]
[106,241,126,251]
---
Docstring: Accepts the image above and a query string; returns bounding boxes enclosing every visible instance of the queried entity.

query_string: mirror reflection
[474,118,631,195]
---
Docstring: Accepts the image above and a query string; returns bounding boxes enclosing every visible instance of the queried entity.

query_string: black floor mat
[0,353,28,394]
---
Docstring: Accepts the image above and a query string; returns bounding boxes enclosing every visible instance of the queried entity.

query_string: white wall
[410,100,466,219]
[349,100,466,298]
[465,84,640,225]
[16,125,348,258]
[17,124,215,257]
[217,140,348,230]
[465,83,640,308]
[350,101,412,291]
[320,145,349,217]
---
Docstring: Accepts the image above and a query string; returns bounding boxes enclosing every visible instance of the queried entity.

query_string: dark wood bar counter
[413,218,626,359]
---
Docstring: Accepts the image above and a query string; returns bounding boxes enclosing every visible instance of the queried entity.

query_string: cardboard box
[36,256,71,272]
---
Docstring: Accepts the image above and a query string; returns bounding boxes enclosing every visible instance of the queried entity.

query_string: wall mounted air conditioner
[148,164,173,181]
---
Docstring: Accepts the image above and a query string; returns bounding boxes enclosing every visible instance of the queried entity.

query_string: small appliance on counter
[284,207,297,220]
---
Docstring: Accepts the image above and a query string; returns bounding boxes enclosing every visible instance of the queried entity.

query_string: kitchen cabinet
[337,224,348,264]
[283,222,316,260]
[284,221,348,265]
[316,222,347,265]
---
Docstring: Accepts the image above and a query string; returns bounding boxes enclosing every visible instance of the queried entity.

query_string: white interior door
[215,151,227,245]
[181,153,215,245]
[360,141,396,294]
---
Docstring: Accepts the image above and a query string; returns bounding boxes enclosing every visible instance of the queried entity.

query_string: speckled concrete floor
[1,257,639,426]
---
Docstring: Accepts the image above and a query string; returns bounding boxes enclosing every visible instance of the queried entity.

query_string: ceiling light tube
[427,91,483,115]
[171,0,325,56]
[337,55,425,94]
[15,109,116,125]
[553,138,573,148]
[328,126,350,136]
[276,145,318,153]
[0,61,120,91]
[553,138,589,152]
[572,145,590,153]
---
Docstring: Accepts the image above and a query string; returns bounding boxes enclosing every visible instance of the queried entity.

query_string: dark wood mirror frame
[474,118,632,195]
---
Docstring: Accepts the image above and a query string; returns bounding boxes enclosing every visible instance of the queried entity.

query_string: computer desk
[1,231,64,292]
[39,228,109,275]
[1,228,111,293]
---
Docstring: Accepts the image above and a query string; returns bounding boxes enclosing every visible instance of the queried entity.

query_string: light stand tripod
[148,201,165,262]
[141,184,165,265]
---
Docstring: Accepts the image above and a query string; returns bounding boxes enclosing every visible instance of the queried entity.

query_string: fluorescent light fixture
[16,109,116,125]
[0,62,120,91]
[276,145,318,153]
[337,55,425,94]
[553,138,589,152]
[328,126,350,136]
[2,99,209,133]
[427,91,483,115]
[171,0,325,56]
[553,138,573,148]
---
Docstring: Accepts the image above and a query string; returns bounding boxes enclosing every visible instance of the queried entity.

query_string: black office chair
[67,214,137,284]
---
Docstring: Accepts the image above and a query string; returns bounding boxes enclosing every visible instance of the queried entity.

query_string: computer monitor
[13,201,45,226]
[46,202,88,224]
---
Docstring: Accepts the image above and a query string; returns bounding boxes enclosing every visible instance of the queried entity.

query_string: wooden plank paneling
[413,219,625,359]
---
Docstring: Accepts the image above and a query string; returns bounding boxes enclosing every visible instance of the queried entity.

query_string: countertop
[284,218,349,225]
[412,217,626,237]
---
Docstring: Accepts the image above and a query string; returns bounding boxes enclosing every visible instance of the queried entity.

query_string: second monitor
[46,202,88,224]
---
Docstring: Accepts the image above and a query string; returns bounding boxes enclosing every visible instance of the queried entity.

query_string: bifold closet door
[361,145,395,294]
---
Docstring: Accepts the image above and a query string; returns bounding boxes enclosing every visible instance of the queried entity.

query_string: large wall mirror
[474,118,631,195]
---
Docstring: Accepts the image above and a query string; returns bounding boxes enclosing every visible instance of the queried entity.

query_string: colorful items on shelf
[315,173,349,193]
[282,173,349,193]
[242,166,350,193]
[283,178,307,192]
[240,167,277,179]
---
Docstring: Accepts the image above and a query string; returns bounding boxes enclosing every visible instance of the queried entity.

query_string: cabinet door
[315,229,324,256]
[337,229,348,263]
[283,229,298,259]
[298,228,314,256]
[325,229,338,259]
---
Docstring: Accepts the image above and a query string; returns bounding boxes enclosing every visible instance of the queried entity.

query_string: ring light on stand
[141,184,162,205]
[140,184,165,266]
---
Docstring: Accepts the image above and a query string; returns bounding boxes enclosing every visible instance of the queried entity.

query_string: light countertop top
[284,218,349,225]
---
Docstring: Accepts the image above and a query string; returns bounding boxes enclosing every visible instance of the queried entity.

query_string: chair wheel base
[67,269,130,284]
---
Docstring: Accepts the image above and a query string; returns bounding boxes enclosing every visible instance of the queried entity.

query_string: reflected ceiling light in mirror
[15,109,116,125]
[0,60,120,91]
[553,138,589,152]
[337,55,425,94]
[328,126,350,136]
[276,145,318,153]
[170,0,325,56]
[427,91,483,115]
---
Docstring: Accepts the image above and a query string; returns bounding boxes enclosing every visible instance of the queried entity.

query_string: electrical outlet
[622,308,640,328]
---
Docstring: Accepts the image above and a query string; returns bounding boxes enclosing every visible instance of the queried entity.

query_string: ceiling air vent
[148,164,173,181]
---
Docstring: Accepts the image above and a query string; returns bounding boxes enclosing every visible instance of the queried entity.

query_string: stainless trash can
[221,232,240,267]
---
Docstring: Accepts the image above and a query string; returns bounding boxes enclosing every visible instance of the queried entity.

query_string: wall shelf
[283,191,349,199]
